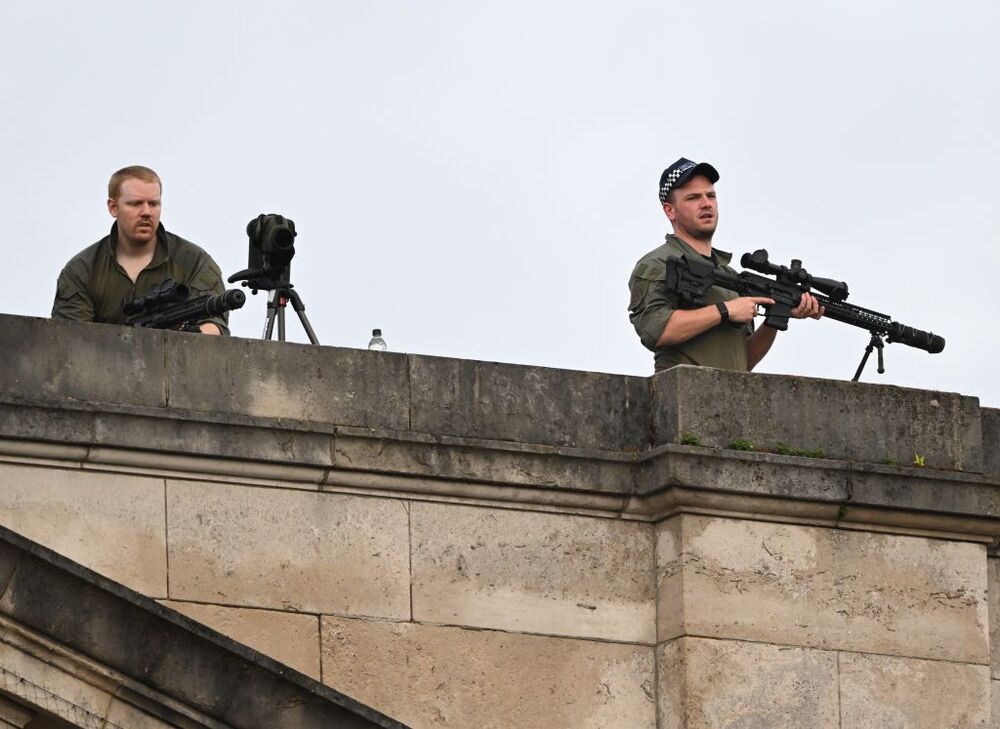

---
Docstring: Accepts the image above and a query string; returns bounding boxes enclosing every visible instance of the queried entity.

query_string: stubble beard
[686,220,716,243]
[118,222,157,250]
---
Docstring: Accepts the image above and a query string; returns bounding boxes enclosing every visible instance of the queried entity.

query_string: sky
[3,2,998,405]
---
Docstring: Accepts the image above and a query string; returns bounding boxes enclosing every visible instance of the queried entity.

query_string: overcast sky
[3,2,998,405]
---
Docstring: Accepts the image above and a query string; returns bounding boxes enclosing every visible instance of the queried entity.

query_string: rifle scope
[122,280,190,316]
[741,250,849,302]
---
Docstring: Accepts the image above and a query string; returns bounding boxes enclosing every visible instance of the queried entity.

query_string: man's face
[107,178,161,245]
[663,175,718,242]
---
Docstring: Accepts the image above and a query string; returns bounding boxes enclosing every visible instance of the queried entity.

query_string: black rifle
[664,250,944,380]
[123,279,246,332]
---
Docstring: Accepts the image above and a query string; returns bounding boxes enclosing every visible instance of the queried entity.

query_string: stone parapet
[3,314,990,472]
[652,365,983,472]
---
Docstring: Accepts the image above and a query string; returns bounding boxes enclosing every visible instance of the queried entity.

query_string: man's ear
[663,201,675,222]
[107,198,118,218]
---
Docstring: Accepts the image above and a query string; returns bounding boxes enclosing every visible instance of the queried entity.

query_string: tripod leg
[295,309,320,345]
[262,291,278,340]
[278,305,286,342]
[286,289,321,345]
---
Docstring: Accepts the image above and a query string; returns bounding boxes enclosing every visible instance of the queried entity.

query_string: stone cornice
[1,393,998,546]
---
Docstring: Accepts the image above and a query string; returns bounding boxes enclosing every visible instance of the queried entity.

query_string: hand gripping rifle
[664,250,944,380]
[123,279,246,332]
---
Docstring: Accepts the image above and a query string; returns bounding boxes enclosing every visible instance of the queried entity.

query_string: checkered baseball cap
[659,158,720,204]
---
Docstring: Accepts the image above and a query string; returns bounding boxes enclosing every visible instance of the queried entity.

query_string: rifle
[123,279,246,332]
[664,250,944,380]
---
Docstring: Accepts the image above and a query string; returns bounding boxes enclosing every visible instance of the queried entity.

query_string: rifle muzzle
[887,322,945,354]
[204,289,246,316]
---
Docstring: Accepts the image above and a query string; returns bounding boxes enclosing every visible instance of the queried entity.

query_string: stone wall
[0,313,998,728]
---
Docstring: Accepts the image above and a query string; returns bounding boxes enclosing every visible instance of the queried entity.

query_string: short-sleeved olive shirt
[628,234,752,372]
[51,223,229,333]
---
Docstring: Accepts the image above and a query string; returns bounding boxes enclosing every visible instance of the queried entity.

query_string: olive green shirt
[51,223,229,333]
[628,234,752,372]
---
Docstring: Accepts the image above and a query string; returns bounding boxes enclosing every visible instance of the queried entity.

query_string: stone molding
[1,394,998,547]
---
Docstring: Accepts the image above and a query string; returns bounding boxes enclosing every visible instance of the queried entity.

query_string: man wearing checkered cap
[628,157,822,372]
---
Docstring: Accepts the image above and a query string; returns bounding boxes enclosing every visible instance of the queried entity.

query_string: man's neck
[114,229,157,283]
[672,231,713,257]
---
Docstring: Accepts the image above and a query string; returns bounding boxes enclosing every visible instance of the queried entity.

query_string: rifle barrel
[816,295,944,353]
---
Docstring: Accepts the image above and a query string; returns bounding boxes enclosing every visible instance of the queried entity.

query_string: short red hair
[108,166,161,200]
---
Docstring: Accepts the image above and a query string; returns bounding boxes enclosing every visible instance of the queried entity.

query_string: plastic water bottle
[368,328,387,351]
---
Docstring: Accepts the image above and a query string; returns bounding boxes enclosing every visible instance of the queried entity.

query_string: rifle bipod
[852,331,886,382]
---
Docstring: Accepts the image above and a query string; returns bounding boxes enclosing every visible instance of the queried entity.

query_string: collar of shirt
[664,233,734,267]
[104,221,172,274]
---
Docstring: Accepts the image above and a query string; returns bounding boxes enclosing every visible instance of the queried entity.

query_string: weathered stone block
[991,556,1000,680]
[0,401,98,449]
[0,462,166,595]
[657,515,988,663]
[653,365,982,471]
[641,446,850,503]
[985,408,1000,478]
[846,465,1000,518]
[93,411,335,467]
[993,680,1000,729]
[657,637,839,729]
[162,600,321,680]
[321,616,656,729]
[333,430,635,496]
[166,480,409,618]
[0,314,166,408]
[165,335,410,430]
[839,651,990,728]
[408,354,650,450]
[411,503,655,642]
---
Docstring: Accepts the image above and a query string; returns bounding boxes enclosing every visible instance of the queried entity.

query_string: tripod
[228,266,320,345]
[263,284,320,344]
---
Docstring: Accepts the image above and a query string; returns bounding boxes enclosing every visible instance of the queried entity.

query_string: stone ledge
[2,397,1000,546]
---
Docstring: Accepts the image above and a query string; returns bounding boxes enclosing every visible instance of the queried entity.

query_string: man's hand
[725,296,774,323]
[199,323,222,335]
[791,293,824,320]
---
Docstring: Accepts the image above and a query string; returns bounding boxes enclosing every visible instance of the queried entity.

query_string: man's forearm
[746,325,777,370]
[656,305,722,347]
